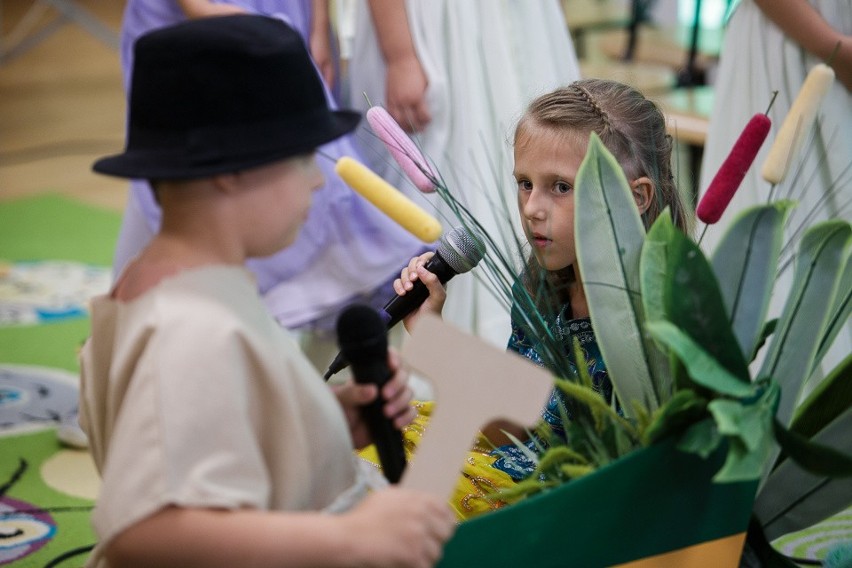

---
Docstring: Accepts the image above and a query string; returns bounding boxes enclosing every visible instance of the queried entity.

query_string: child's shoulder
[108,265,261,329]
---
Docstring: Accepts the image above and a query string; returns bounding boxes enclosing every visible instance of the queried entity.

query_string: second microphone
[324,225,485,380]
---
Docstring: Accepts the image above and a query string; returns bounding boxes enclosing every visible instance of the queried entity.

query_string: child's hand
[393,252,447,332]
[386,55,431,133]
[333,348,415,449]
[342,487,456,568]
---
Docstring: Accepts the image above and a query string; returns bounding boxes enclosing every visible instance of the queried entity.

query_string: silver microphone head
[437,226,485,274]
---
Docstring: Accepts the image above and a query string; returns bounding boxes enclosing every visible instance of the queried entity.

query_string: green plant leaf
[677,417,723,459]
[772,418,852,477]
[709,383,780,483]
[574,133,663,416]
[662,226,752,383]
[791,352,852,440]
[755,407,852,540]
[711,201,794,360]
[646,321,756,398]
[759,219,852,428]
[642,389,707,445]
[811,247,851,377]
[640,209,675,323]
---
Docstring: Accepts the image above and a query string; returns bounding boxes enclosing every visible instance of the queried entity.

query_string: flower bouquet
[342,63,851,567]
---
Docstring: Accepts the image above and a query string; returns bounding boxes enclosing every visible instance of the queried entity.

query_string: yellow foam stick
[762,63,835,184]
[335,156,443,243]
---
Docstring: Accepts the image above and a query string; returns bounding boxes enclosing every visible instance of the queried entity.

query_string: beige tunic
[79,266,358,567]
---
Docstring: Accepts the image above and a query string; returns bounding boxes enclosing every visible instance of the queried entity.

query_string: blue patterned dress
[490,300,613,481]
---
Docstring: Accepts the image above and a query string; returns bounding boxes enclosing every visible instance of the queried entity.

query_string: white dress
[698,0,852,377]
[348,0,581,347]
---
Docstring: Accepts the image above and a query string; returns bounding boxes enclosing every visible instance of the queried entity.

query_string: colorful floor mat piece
[0,194,120,567]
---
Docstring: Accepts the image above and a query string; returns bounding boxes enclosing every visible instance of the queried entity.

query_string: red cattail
[697,113,772,224]
[366,106,437,193]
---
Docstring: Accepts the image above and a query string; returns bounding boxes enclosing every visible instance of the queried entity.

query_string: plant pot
[437,437,758,567]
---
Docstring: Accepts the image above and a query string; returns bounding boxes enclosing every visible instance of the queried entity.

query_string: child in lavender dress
[113,1,428,372]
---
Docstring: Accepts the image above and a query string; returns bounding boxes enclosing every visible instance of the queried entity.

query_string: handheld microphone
[324,225,485,380]
[336,303,406,483]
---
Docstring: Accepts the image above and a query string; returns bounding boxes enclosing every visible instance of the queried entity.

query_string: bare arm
[753,0,852,91]
[310,0,336,87]
[107,490,455,568]
[176,0,246,19]
[365,0,431,132]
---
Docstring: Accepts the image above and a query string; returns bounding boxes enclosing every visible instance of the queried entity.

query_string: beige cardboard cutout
[399,313,554,498]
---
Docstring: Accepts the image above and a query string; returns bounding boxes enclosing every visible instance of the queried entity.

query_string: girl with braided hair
[390,78,693,520]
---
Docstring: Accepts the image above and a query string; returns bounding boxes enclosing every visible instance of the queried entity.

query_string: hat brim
[93,110,360,180]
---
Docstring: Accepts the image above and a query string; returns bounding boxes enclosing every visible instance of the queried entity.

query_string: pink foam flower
[366,106,437,193]
[697,113,771,224]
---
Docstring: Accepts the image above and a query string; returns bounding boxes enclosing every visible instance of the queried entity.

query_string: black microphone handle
[323,251,456,380]
[349,356,406,484]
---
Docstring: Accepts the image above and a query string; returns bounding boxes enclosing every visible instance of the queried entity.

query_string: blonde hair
[515,78,691,312]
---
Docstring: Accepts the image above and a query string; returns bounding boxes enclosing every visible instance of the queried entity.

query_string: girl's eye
[516,179,533,191]
[554,181,573,195]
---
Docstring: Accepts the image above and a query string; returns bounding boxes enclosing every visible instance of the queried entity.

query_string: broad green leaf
[755,407,852,540]
[811,248,851,376]
[677,417,723,459]
[710,383,780,483]
[759,220,852,428]
[772,418,852,477]
[792,352,852,440]
[646,321,756,398]
[574,133,660,415]
[640,209,675,323]
[662,227,751,382]
[714,437,777,483]
[711,202,794,359]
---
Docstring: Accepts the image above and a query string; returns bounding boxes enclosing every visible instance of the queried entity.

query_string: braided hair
[514,78,691,312]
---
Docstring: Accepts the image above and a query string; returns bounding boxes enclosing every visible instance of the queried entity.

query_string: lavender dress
[113,0,427,332]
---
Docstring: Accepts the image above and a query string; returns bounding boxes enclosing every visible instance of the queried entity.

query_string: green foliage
[574,133,666,416]
[759,220,852,428]
[426,116,851,533]
[711,201,794,359]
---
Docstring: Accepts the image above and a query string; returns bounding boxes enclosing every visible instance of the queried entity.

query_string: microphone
[324,225,485,380]
[336,303,407,483]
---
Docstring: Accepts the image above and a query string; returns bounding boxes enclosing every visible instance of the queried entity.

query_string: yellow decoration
[335,156,443,243]
[761,63,835,184]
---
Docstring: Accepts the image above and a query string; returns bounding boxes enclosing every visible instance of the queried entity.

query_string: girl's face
[514,124,587,272]
[236,153,324,257]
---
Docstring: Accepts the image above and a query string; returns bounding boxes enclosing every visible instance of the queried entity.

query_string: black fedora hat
[94,14,360,180]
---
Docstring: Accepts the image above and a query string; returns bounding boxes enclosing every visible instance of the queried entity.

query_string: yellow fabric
[359,401,518,521]
[612,533,747,568]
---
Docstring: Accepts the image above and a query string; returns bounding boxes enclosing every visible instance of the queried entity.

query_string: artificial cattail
[761,63,835,184]
[697,113,772,224]
[366,106,437,193]
[335,156,443,243]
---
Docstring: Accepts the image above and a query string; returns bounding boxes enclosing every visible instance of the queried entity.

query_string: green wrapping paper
[437,437,757,568]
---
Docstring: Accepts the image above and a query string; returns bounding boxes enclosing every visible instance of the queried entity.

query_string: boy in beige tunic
[80,14,455,568]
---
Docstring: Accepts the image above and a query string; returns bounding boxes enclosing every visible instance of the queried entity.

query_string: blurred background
[0,0,729,214]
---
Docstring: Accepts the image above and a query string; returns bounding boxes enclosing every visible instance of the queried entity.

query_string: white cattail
[761,63,835,184]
